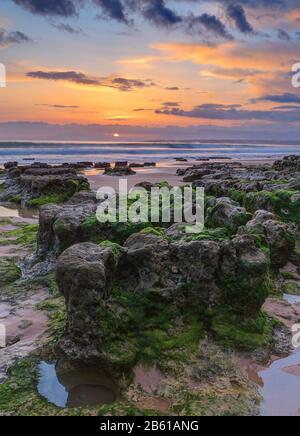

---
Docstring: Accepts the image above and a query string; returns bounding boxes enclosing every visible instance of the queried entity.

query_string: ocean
[0,141,299,165]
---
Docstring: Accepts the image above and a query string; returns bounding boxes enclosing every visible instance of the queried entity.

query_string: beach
[84,157,278,191]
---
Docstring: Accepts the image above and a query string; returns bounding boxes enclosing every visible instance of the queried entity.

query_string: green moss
[7,194,22,204]
[185,227,230,242]
[0,258,21,287]
[282,280,300,295]
[0,358,111,416]
[0,224,38,249]
[99,240,124,255]
[27,193,71,208]
[37,297,66,344]
[26,178,90,208]
[218,267,271,318]
[245,190,300,225]
[29,273,59,296]
[81,214,152,245]
[211,308,273,351]
[140,227,166,237]
[281,271,296,280]
[99,289,205,368]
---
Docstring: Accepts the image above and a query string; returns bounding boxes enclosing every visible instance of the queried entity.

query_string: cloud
[12,0,77,17]
[1,120,300,142]
[27,70,100,85]
[35,104,80,108]
[133,108,152,112]
[51,23,84,35]
[110,77,155,91]
[272,105,300,109]
[163,102,181,107]
[26,69,156,91]
[140,0,182,27]
[94,0,129,24]
[0,28,32,46]
[277,28,291,40]
[226,4,254,33]
[187,13,232,39]
[254,92,300,103]
[165,86,180,91]
[156,102,300,122]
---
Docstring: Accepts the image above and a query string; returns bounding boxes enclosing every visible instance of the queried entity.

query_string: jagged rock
[94,162,111,169]
[206,197,252,232]
[104,166,136,176]
[0,164,90,207]
[273,155,300,172]
[4,162,18,169]
[135,181,155,191]
[218,234,270,316]
[56,243,121,359]
[130,163,145,168]
[242,210,297,269]
[23,199,97,276]
[119,231,268,313]
[183,168,212,182]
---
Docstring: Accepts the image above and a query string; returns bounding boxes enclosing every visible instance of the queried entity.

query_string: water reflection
[37,361,119,408]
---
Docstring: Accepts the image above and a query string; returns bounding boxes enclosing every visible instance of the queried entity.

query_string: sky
[0,0,299,141]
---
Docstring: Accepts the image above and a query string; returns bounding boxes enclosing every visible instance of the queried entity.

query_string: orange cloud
[152,40,299,71]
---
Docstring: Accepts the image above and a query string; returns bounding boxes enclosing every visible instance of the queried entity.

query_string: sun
[113,133,120,138]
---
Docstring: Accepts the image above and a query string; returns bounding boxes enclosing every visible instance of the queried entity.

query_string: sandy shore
[84,158,276,191]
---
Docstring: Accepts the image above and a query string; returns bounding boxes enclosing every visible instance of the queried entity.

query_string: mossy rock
[211,309,273,351]
[81,214,152,245]
[218,249,272,318]
[0,224,38,248]
[282,280,300,296]
[26,178,90,208]
[99,288,205,368]
[245,190,300,225]
[0,258,21,287]
[7,195,22,204]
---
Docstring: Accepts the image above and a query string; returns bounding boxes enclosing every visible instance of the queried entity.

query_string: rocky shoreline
[0,156,300,416]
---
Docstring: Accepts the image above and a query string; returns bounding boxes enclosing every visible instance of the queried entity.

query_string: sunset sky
[0,0,299,141]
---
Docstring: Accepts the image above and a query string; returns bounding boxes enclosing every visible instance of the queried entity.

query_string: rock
[56,243,121,359]
[176,168,186,176]
[165,223,188,239]
[183,168,212,182]
[120,230,268,314]
[24,198,97,276]
[218,234,270,316]
[104,166,136,176]
[4,162,18,170]
[206,197,252,232]
[144,162,156,167]
[243,210,297,269]
[273,155,300,172]
[130,163,145,168]
[175,158,188,162]
[0,164,90,207]
[94,162,111,169]
[135,181,155,191]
